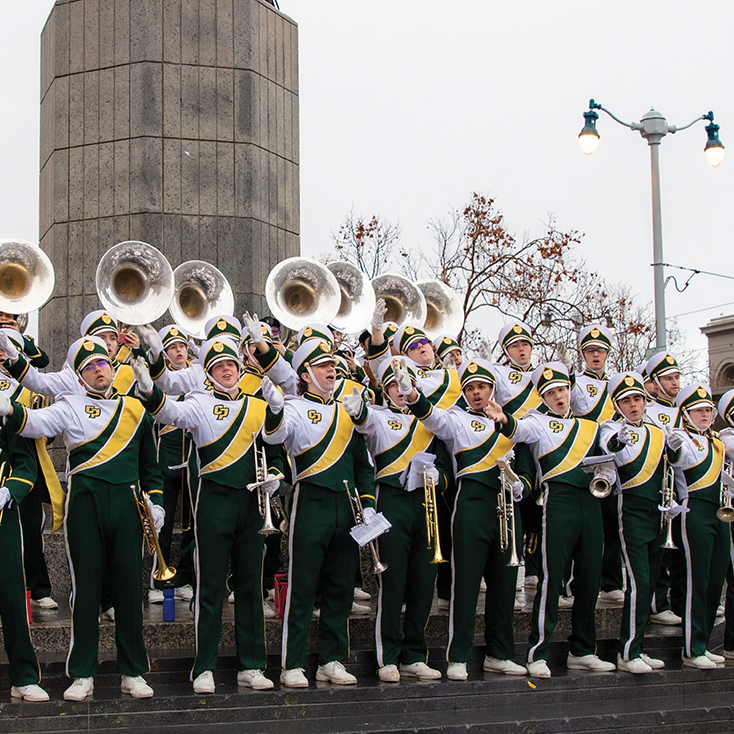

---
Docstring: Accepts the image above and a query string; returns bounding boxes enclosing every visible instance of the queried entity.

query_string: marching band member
[667,384,727,669]
[0,336,163,701]
[342,358,451,682]
[599,373,669,673]
[485,362,616,678]
[433,335,463,369]
[399,358,527,680]
[261,339,376,688]
[133,337,282,694]
[0,424,49,701]
[645,352,682,430]
[0,311,50,367]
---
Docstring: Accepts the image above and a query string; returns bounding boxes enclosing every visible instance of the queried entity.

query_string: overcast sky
[2,1,733,365]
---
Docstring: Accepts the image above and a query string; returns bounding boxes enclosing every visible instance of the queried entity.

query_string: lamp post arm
[590,101,636,130]
[670,115,707,134]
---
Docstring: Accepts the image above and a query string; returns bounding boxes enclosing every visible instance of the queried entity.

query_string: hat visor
[538,378,569,396]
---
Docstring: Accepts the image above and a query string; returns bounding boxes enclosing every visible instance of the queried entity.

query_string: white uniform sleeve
[17,362,80,398]
[17,401,76,440]
[263,355,298,396]
[416,405,462,444]
[149,394,205,432]
[720,428,734,460]
[153,363,203,395]
[262,398,299,446]
[505,413,545,446]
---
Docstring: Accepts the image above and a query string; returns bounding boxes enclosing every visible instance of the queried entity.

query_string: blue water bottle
[163,583,176,622]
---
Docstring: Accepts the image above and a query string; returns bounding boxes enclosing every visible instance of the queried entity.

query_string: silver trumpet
[581,456,615,499]
[495,455,522,568]
[248,433,278,535]
[659,455,678,549]
[717,460,734,523]
[344,479,387,574]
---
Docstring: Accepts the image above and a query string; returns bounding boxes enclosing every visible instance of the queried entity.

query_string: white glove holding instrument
[0,331,19,362]
[362,506,377,525]
[342,386,364,418]
[243,312,264,345]
[137,324,164,362]
[595,465,617,487]
[554,342,574,371]
[261,473,280,497]
[0,486,11,509]
[422,465,440,485]
[665,428,684,451]
[132,357,154,398]
[371,298,388,331]
[0,394,12,417]
[393,359,413,397]
[261,376,284,413]
[658,498,688,521]
[146,496,165,533]
[511,480,524,502]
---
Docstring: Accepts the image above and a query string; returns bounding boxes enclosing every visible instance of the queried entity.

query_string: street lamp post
[578,99,724,354]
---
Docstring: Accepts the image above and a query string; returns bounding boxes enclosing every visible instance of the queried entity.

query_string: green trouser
[447,479,522,663]
[65,475,148,678]
[0,505,42,686]
[528,482,603,663]
[192,478,265,677]
[617,493,665,660]
[679,495,730,658]
[19,488,52,599]
[282,482,357,669]
[374,483,437,668]
[600,491,623,591]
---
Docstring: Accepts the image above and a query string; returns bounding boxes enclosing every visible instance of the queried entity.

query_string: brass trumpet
[717,460,734,523]
[344,479,387,574]
[133,486,176,582]
[422,467,446,565]
[659,455,678,549]
[495,455,522,568]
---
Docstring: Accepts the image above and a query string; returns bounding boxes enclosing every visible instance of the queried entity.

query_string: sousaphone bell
[416,279,464,340]
[371,273,427,330]
[326,261,376,334]
[0,239,55,315]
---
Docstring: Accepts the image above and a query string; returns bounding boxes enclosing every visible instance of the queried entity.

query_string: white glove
[132,356,154,397]
[618,424,633,446]
[261,472,280,496]
[394,359,413,396]
[422,465,440,484]
[261,376,284,413]
[0,394,12,417]
[658,498,687,521]
[665,428,683,451]
[511,480,524,502]
[137,325,164,361]
[362,506,377,525]
[595,466,617,486]
[188,338,200,359]
[0,486,11,509]
[243,311,264,344]
[147,497,165,533]
[0,331,19,362]
[342,386,364,418]
[371,298,388,331]
[554,342,574,371]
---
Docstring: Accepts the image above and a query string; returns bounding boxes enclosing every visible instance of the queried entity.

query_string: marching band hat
[204,315,242,343]
[200,336,241,374]
[292,338,336,377]
[0,327,24,354]
[531,361,570,396]
[242,321,273,346]
[80,310,118,337]
[579,324,613,352]
[458,358,496,390]
[676,383,714,413]
[498,321,534,352]
[718,389,734,427]
[634,361,650,381]
[608,372,646,404]
[646,351,680,380]
[67,336,110,374]
[393,323,429,355]
[383,321,398,342]
[158,324,189,350]
[433,334,461,360]
[296,324,333,348]
[379,357,417,389]
[334,354,349,379]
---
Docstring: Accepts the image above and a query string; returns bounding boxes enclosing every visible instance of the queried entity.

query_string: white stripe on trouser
[445,479,462,661]
[281,482,301,667]
[527,492,550,663]
[680,498,694,658]
[63,477,76,678]
[374,484,385,667]
[190,477,204,682]
[617,492,638,660]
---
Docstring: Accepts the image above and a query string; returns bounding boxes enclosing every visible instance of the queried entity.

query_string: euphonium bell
[0,239,55,314]
[416,279,464,340]
[326,261,376,334]
[371,273,426,329]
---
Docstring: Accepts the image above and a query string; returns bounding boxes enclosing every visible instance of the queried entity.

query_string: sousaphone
[326,261,376,334]
[0,239,55,315]
[416,279,464,340]
[371,273,427,329]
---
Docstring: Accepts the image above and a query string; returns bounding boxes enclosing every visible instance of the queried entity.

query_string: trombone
[717,460,734,523]
[422,467,446,564]
[495,455,522,568]
[133,485,176,582]
[659,455,678,549]
[344,479,387,574]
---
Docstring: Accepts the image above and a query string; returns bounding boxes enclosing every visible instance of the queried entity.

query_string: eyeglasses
[82,359,110,373]
[407,338,430,351]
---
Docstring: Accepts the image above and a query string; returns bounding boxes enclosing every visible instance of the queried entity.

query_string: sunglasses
[82,359,111,373]
[407,338,430,351]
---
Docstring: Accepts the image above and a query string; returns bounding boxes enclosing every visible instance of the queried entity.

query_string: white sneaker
[524,575,538,588]
[640,653,665,669]
[514,597,522,611]
[649,610,681,625]
[599,589,625,604]
[228,591,235,604]
[483,657,527,676]
[64,677,94,701]
[148,589,164,604]
[237,669,274,690]
[566,653,615,672]
[280,668,308,688]
[558,596,574,609]
[480,579,487,593]
[437,598,450,611]
[717,604,725,618]
[193,671,215,694]
[121,675,153,698]
[175,585,194,601]
[11,684,49,701]
[616,655,652,674]
[446,662,468,680]
[722,649,734,660]
[30,597,58,610]
[378,664,400,682]
[353,587,371,601]
[99,607,115,622]
[399,662,441,679]
[315,661,356,685]
[682,655,717,670]
[526,660,551,678]
[263,602,276,619]
[350,601,370,615]
[705,650,725,664]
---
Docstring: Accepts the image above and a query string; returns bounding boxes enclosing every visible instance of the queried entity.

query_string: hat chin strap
[81,379,114,399]
[682,407,714,433]
[306,365,333,398]
[653,375,676,402]
[208,373,240,397]
[503,347,531,371]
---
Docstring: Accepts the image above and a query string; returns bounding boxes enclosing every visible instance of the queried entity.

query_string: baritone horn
[96,241,174,325]
[326,261,376,334]
[495,455,522,567]
[265,257,341,331]
[169,260,234,339]
[416,279,464,340]
[371,273,427,330]
[133,485,176,582]
[0,239,55,315]
[423,466,446,564]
